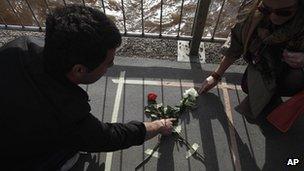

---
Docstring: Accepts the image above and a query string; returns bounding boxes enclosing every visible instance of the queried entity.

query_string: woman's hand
[282,50,304,69]
[199,75,221,94]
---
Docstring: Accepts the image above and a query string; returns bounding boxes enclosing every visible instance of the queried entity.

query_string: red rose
[148,93,157,101]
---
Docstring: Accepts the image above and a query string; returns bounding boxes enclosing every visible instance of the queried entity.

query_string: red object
[267,90,304,132]
[147,93,157,101]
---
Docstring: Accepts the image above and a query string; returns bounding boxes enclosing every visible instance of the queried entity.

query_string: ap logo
[287,159,300,166]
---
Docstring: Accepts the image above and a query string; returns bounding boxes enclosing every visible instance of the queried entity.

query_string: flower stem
[173,131,205,160]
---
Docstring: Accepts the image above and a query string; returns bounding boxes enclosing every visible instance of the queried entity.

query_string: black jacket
[0,36,146,170]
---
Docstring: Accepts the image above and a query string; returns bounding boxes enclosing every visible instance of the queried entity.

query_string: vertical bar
[221,78,242,171]
[5,0,24,28]
[82,0,86,6]
[212,0,226,39]
[44,0,51,14]
[62,0,67,6]
[101,76,108,122]
[142,77,145,170]
[160,78,164,104]
[189,0,212,57]
[105,71,125,171]
[121,0,127,34]
[238,0,250,13]
[100,0,106,14]
[159,0,163,36]
[24,0,42,31]
[141,0,144,35]
[177,0,185,37]
[234,84,256,162]
[0,13,7,27]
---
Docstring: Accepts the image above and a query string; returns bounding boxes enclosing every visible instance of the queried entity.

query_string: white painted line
[145,149,161,158]
[83,161,89,171]
[112,79,242,90]
[105,71,126,171]
[221,78,241,171]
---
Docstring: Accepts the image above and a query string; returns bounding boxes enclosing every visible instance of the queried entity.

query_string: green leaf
[148,100,157,105]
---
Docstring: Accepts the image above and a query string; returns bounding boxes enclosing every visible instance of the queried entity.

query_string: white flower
[182,92,188,98]
[183,88,199,98]
[156,103,163,108]
[164,106,168,113]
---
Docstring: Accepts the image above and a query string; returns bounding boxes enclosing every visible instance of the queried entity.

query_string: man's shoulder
[0,36,44,51]
[26,36,45,49]
[0,36,45,66]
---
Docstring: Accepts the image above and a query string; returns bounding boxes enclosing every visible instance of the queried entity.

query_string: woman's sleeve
[220,22,244,60]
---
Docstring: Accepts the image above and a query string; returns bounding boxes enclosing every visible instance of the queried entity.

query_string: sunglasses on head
[258,3,297,17]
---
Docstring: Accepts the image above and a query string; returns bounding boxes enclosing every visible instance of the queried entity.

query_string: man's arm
[68,114,174,152]
[144,118,175,141]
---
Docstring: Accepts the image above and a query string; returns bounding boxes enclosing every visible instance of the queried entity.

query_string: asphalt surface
[70,56,304,171]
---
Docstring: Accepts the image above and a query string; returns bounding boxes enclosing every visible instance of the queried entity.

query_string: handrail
[0,0,242,54]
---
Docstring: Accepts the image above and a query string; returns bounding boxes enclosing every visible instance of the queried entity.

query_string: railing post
[189,0,211,58]
[177,0,185,37]
[141,0,144,36]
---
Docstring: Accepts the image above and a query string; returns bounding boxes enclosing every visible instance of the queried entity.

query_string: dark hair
[43,5,121,74]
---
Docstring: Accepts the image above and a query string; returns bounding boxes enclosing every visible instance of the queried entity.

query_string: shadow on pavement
[192,92,260,171]
[156,136,175,171]
[106,65,242,86]
[71,153,105,171]
[72,62,303,170]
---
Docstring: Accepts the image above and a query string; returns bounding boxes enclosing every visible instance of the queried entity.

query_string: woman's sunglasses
[258,3,298,17]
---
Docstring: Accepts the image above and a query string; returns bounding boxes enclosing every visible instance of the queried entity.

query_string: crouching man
[0,5,175,170]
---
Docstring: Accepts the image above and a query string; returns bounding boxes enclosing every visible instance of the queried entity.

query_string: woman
[199,0,304,133]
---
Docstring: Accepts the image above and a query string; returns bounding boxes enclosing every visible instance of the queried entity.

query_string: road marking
[110,77,242,169]
[105,71,126,171]
[221,78,241,171]
[145,149,161,158]
[112,79,242,90]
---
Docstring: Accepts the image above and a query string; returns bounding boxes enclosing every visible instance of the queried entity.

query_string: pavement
[71,56,304,171]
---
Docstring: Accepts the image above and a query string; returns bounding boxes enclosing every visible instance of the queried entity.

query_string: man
[0,5,175,170]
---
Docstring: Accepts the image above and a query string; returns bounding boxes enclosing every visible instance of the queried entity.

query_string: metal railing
[0,0,242,57]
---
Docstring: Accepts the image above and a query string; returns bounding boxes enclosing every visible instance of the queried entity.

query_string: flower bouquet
[136,88,204,170]
[144,88,199,123]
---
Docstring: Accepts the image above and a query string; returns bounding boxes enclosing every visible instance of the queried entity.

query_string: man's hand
[199,76,220,94]
[144,118,176,140]
[282,50,304,69]
[157,118,176,135]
